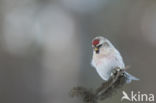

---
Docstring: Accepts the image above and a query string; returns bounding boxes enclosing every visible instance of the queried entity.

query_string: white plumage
[91,36,139,83]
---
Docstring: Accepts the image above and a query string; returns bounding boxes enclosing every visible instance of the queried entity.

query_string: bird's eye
[97,44,102,48]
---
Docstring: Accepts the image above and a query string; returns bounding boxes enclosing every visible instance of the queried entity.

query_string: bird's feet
[110,68,124,77]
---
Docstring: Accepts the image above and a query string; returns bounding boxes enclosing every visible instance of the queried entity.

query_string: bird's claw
[116,68,121,72]
[111,68,122,77]
[110,72,114,76]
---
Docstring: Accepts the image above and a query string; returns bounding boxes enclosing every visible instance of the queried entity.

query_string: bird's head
[92,36,113,54]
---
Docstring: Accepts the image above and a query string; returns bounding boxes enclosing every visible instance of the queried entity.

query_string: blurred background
[0,0,156,103]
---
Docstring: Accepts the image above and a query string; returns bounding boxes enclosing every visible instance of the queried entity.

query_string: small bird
[91,36,139,83]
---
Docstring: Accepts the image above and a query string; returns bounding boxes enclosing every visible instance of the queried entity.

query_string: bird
[91,36,139,83]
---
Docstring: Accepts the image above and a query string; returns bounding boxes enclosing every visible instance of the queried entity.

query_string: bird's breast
[92,53,113,66]
[92,57,114,81]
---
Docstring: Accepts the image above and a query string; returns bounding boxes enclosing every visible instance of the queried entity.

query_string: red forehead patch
[92,39,99,45]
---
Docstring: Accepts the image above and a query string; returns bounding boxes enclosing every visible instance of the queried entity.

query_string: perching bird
[91,36,139,83]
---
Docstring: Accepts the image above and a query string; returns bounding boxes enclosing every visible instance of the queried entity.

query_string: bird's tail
[124,72,139,83]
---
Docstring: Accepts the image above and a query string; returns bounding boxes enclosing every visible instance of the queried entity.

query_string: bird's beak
[94,47,99,53]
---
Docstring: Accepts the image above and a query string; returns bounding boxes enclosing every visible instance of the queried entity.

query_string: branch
[70,67,127,103]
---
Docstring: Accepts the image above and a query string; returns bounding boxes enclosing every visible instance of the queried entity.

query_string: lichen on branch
[70,67,128,103]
